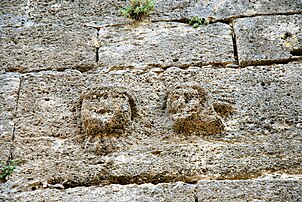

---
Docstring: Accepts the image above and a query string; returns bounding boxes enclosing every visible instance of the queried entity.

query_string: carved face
[81,91,132,136]
[167,85,223,135]
[167,86,206,119]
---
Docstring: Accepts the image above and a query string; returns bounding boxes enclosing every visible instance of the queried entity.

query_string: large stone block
[9,62,302,190]
[0,24,95,73]
[98,22,235,68]
[15,70,83,139]
[153,0,302,21]
[234,14,302,66]
[3,179,302,201]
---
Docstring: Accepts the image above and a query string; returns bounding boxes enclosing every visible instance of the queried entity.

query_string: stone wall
[1,0,302,201]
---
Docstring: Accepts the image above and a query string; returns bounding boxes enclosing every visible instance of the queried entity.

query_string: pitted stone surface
[98,22,235,68]
[0,25,94,73]
[166,83,223,135]
[7,62,302,191]
[0,73,20,161]
[15,70,83,139]
[153,0,302,21]
[1,1,302,200]
[2,179,302,202]
[81,87,137,136]
[234,14,302,66]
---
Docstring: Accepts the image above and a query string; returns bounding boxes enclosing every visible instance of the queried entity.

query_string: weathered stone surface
[234,14,302,66]
[166,83,223,135]
[1,1,302,200]
[6,62,301,192]
[0,73,20,161]
[14,70,83,139]
[0,24,95,73]
[98,22,235,68]
[1,179,302,201]
[153,0,302,21]
[81,87,138,137]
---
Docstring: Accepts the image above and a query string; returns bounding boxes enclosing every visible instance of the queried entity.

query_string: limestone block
[4,180,302,201]
[28,0,126,25]
[0,23,94,73]
[0,73,20,119]
[0,73,20,161]
[15,71,83,139]
[8,62,302,191]
[234,14,302,66]
[98,22,235,67]
[0,119,13,161]
[166,83,223,134]
[153,0,302,21]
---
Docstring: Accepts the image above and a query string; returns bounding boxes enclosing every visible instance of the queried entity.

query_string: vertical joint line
[96,47,100,63]
[230,20,239,65]
[96,29,100,63]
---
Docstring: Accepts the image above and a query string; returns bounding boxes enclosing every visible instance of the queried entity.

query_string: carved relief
[80,87,138,137]
[166,84,224,135]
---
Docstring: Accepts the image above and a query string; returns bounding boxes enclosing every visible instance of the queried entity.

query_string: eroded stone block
[166,83,224,135]
[98,22,235,67]
[0,24,94,73]
[81,87,138,136]
[8,63,302,192]
[15,71,83,138]
[153,0,302,21]
[4,179,302,201]
[234,14,302,66]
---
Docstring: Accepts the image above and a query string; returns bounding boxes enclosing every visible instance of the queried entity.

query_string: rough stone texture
[80,87,136,136]
[1,1,302,201]
[98,22,235,68]
[0,24,95,73]
[166,84,224,135]
[152,0,302,21]
[1,179,302,201]
[0,0,98,73]
[234,14,302,66]
[2,62,300,194]
[0,73,20,162]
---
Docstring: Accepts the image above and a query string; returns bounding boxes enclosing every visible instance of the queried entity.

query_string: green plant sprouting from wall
[0,159,19,181]
[120,0,155,20]
[188,16,209,28]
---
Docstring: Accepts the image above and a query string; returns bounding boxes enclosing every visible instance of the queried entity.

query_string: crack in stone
[230,20,239,65]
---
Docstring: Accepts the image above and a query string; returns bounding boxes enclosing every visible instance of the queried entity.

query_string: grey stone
[0,24,95,73]
[98,21,235,68]
[152,0,302,21]
[0,73,20,161]
[234,14,302,66]
[166,83,224,135]
[3,179,302,201]
[7,62,302,191]
[2,1,302,200]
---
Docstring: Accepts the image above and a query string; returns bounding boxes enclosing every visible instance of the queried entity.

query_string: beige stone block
[234,14,302,66]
